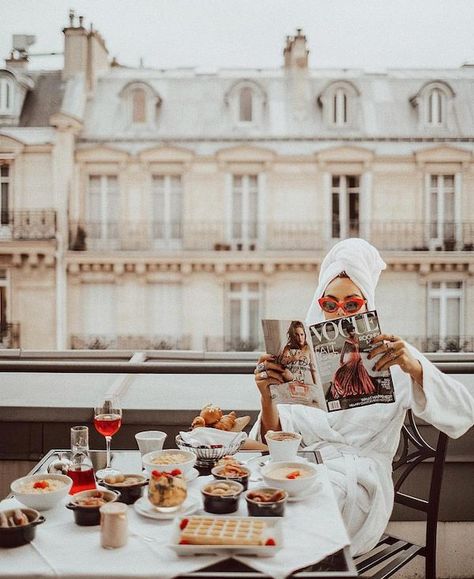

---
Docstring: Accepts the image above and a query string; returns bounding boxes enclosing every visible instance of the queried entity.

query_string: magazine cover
[261,319,328,411]
[309,310,395,412]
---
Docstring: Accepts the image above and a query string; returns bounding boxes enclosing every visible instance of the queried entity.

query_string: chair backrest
[392,409,449,578]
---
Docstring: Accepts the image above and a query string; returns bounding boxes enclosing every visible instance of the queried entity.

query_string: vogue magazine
[262,311,395,412]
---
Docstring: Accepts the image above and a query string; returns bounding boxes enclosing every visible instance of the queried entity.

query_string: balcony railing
[406,335,474,353]
[0,323,20,349]
[69,220,474,252]
[70,334,192,350]
[0,211,56,240]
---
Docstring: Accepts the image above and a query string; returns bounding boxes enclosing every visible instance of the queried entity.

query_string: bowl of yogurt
[260,461,319,496]
[11,473,72,511]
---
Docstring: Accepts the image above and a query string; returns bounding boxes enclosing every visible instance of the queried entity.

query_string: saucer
[134,496,200,520]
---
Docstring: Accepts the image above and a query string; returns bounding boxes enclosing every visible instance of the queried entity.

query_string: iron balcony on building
[70,334,192,350]
[0,210,57,241]
[0,323,20,349]
[68,220,474,252]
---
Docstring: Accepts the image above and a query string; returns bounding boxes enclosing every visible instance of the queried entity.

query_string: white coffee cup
[265,430,302,462]
[135,431,167,456]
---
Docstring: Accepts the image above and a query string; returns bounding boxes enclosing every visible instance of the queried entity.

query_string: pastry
[179,516,275,546]
[191,416,206,429]
[199,404,223,425]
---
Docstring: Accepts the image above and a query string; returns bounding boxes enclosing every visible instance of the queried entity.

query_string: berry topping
[33,480,49,489]
[286,470,301,479]
[179,539,190,545]
[179,518,189,530]
[151,470,162,478]
[265,538,276,546]
[170,469,182,477]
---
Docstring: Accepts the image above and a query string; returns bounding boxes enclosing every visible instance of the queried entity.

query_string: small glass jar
[100,502,128,549]
[148,470,187,512]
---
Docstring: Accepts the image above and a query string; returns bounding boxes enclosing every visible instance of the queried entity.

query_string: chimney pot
[79,15,84,27]
[69,9,75,27]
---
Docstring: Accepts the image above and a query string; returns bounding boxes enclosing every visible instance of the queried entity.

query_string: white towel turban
[305,238,387,325]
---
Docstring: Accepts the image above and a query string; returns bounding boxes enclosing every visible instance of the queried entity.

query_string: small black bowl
[245,487,288,517]
[211,465,250,491]
[102,474,147,505]
[66,489,120,526]
[0,508,45,548]
[201,480,243,514]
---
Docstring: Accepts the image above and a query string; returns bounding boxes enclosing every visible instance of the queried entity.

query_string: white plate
[246,454,307,470]
[286,480,321,502]
[134,496,200,520]
[169,516,282,558]
[185,468,200,482]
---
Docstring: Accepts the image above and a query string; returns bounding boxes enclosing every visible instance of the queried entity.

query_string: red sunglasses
[318,296,366,315]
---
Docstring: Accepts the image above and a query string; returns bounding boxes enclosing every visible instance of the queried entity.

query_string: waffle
[179,516,267,546]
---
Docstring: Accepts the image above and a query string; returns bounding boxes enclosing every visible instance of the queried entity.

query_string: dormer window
[411,81,454,129]
[239,87,253,123]
[120,81,161,129]
[319,81,359,129]
[427,88,444,125]
[132,87,146,123]
[333,88,348,126]
[0,78,14,114]
[225,80,266,127]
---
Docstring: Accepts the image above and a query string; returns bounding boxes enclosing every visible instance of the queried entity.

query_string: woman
[280,321,317,385]
[250,238,474,556]
[331,320,376,399]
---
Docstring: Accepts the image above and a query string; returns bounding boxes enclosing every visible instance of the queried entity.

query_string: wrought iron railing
[0,211,56,240]
[70,334,192,350]
[0,323,20,348]
[68,220,474,252]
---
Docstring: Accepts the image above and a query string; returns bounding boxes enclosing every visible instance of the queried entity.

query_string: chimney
[62,10,88,80]
[283,29,309,70]
[5,51,29,71]
[62,11,110,90]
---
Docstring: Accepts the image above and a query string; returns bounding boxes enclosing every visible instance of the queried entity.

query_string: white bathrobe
[250,346,474,556]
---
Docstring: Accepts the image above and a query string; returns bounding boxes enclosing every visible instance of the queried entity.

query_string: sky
[1,0,474,71]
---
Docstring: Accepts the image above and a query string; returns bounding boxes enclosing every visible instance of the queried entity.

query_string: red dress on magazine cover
[331,335,376,398]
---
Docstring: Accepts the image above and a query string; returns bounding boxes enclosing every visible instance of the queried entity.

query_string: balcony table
[0,450,356,579]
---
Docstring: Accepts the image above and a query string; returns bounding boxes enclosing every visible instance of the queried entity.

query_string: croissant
[214,411,237,431]
[191,416,206,429]
[200,404,223,425]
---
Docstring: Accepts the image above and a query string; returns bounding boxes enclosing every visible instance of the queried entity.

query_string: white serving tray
[169,516,283,558]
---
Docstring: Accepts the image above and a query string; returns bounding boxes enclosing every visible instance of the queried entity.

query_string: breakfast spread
[148,469,187,508]
[178,516,276,546]
[190,404,250,432]
[18,478,67,494]
[0,509,29,528]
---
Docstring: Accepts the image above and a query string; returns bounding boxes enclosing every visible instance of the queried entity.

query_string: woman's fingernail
[372,365,377,371]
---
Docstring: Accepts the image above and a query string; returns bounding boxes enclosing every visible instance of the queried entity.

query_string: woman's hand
[254,354,284,436]
[369,334,423,385]
[254,354,286,398]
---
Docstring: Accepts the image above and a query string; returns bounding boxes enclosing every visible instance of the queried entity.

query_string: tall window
[148,283,183,339]
[87,175,119,243]
[0,79,13,114]
[427,88,444,125]
[82,284,116,335]
[231,175,259,249]
[429,174,456,246]
[333,88,348,126]
[228,282,261,350]
[239,87,253,122]
[0,164,10,225]
[331,175,360,238]
[132,88,146,123]
[151,175,183,245]
[0,269,7,331]
[428,282,463,350]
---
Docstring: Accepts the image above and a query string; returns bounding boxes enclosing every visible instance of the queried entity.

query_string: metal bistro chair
[355,409,449,579]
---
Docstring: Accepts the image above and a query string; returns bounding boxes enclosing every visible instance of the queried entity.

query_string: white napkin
[179,427,247,447]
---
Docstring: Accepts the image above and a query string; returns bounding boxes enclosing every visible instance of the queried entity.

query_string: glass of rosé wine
[94,397,122,480]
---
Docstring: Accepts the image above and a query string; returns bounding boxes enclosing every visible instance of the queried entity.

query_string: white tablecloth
[0,464,350,579]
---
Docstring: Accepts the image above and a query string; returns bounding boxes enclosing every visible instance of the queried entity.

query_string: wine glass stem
[105,435,112,469]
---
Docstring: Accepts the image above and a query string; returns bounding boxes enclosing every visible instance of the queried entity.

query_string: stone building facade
[0,17,473,351]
